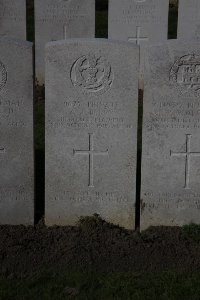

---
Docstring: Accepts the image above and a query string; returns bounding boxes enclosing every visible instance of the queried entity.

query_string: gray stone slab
[141,41,200,230]
[0,37,34,225]
[35,0,95,85]
[108,0,169,43]
[45,39,139,229]
[0,0,26,40]
[108,0,169,89]
[177,0,200,40]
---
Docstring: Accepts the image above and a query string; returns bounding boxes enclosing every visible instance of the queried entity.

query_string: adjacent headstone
[35,0,95,85]
[177,0,200,40]
[141,41,200,230]
[46,39,139,229]
[108,0,169,88]
[0,37,34,225]
[108,0,169,43]
[0,0,26,40]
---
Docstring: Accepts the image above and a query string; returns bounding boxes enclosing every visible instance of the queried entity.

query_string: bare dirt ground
[1,216,200,279]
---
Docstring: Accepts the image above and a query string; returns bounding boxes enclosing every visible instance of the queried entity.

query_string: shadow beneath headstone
[135,89,143,230]
[168,0,179,39]
[34,86,45,224]
[35,149,45,224]
[26,0,35,42]
[96,0,108,38]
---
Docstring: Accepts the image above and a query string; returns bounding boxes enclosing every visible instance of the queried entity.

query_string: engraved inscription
[110,2,161,26]
[170,54,200,94]
[170,134,200,189]
[128,26,148,45]
[73,133,109,187]
[0,61,7,91]
[71,54,114,94]
[145,99,200,131]
[54,190,129,204]
[143,191,200,210]
[0,2,24,22]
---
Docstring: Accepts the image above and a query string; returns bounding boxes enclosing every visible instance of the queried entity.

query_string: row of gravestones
[1,37,200,230]
[0,0,200,230]
[1,0,200,85]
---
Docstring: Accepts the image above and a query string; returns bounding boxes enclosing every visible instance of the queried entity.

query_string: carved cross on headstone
[128,26,149,45]
[170,134,200,189]
[73,133,109,187]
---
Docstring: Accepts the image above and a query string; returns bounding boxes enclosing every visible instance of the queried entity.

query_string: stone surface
[108,0,169,88]
[141,41,200,230]
[0,0,26,40]
[35,0,95,85]
[45,39,139,229]
[0,37,34,225]
[108,0,169,42]
[177,0,200,40]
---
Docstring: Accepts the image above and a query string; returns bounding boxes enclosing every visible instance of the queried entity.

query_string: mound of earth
[0,216,200,279]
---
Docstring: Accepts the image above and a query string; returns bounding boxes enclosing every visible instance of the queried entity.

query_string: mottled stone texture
[108,0,169,88]
[35,0,95,85]
[0,38,34,225]
[45,39,139,229]
[141,41,200,230]
[0,0,26,40]
[108,0,169,42]
[178,0,200,40]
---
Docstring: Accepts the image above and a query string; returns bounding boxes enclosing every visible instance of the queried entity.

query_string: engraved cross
[128,26,149,45]
[73,133,109,188]
[170,134,200,189]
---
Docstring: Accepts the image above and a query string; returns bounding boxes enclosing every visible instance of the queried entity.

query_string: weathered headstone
[46,39,139,229]
[35,0,95,85]
[0,37,34,225]
[108,0,169,88]
[141,41,200,230]
[177,0,200,40]
[0,0,26,40]
[108,0,169,43]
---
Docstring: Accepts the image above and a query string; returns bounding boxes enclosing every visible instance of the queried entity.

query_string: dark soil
[1,217,200,279]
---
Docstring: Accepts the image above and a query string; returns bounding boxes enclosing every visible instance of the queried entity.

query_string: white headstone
[0,37,34,225]
[108,0,169,88]
[35,0,95,85]
[108,0,169,43]
[0,0,26,40]
[177,0,200,40]
[141,41,200,230]
[45,39,139,229]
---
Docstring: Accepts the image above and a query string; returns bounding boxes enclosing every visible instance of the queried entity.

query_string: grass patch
[1,271,200,300]
[182,223,200,243]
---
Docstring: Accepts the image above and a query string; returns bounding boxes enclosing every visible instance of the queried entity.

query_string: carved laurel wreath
[70,54,114,94]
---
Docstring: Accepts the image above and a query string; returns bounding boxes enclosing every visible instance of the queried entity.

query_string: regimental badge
[170,54,200,95]
[70,54,114,94]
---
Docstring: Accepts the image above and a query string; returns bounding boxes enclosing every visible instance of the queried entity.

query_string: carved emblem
[0,61,7,91]
[71,54,114,94]
[170,54,200,94]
